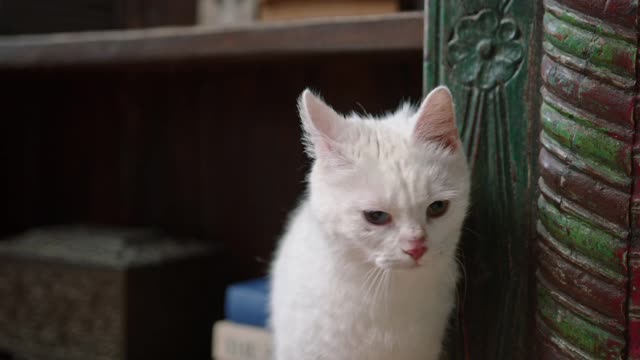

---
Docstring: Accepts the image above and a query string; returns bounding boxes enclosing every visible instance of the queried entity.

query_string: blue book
[224,277,270,328]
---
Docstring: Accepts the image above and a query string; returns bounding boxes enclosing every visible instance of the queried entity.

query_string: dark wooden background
[0,53,421,279]
[0,0,197,35]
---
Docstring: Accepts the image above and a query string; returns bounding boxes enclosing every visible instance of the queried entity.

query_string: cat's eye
[363,211,392,225]
[427,200,449,218]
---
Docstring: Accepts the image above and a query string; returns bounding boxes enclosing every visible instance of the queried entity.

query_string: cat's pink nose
[404,246,427,261]
[404,237,427,260]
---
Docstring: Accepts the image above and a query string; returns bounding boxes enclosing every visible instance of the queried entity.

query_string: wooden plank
[0,12,422,68]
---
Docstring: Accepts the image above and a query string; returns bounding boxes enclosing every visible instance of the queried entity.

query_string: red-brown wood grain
[538,239,627,322]
[552,0,637,29]
[541,56,634,130]
[538,0,639,357]
[539,149,630,227]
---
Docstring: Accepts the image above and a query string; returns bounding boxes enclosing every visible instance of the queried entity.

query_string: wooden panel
[424,0,539,358]
[0,12,422,69]
[537,0,638,358]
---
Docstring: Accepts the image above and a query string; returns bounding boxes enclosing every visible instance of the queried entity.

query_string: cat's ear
[298,89,351,166]
[413,86,459,151]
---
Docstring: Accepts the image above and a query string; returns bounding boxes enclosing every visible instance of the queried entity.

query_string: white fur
[270,87,470,360]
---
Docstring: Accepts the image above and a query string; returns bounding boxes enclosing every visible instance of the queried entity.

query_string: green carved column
[536,0,637,359]
[424,0,539,358]
[425,0,640,358]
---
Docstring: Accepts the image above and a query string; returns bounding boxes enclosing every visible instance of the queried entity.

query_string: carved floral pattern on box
[0,226,217,359]
[0,262,123,359]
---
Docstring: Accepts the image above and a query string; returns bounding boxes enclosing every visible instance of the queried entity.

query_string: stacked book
[212,277,272,360]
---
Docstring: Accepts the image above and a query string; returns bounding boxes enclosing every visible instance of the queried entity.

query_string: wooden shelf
[0,12,423,69]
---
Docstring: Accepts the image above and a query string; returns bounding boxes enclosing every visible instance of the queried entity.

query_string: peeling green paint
[541,133,631,189]
[544,13,635,77]
[538,196,626,273]
[536,0,638,358]
[542,99,605,133]
[541,103,630,175]
[538,286,624,359]
[544,5,636,44]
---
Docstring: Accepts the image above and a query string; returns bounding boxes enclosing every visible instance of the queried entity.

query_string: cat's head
[300,87,470,270]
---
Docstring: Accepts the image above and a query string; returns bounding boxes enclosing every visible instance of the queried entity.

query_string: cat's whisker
[371,268,385,309]
[360,267,377,291]
[361,270,373,299]
[454,256,468,307]
[383,270,391,319]
[369,268,380,300]
[462,226,481,239]
[379,270,388,314]
[356,102,368,115]
[378,269,389,314]
[364,267,382,305]
[378,269,386,318]
[361,267,379,302]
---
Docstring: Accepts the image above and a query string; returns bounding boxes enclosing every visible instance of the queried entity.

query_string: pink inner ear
[299,89,354,167]
[413,87,459,150]
[414,122,459,150]
[302,90,338,140]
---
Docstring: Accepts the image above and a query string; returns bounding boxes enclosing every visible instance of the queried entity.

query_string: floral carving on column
[426,0,533,358]
[448,9,524,90]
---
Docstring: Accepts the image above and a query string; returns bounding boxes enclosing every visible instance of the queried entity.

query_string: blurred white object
[198,0,259,26]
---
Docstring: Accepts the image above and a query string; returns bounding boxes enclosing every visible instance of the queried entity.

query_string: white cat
[270,86,470,360]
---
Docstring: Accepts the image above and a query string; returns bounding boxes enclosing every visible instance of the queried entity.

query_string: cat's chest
[315,269,454,328]
[307,288,447,359]
[310,308,442,360]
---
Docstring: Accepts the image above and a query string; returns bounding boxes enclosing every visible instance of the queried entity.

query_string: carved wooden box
[0,227,224,360]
